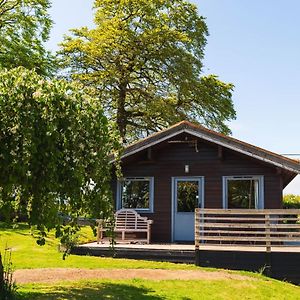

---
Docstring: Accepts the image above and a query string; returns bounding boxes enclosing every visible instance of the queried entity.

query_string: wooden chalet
[112,121,300,243]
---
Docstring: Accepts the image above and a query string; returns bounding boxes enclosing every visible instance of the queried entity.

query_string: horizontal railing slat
[195,208,300,215]
[197,230,300,236]
[200,217,300,222]
[196,223,300,229]
[195,244,300,248]
[200,236,300,242]
[195,209,300,252]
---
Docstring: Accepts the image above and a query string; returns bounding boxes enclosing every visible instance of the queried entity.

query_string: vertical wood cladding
[118,133,285,242]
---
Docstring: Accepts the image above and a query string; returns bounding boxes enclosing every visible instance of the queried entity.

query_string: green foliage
[283,194,300,209]
[0,0,55,75]
[59,0,236,141]
[0,67,117,242]
[0,248,17,300]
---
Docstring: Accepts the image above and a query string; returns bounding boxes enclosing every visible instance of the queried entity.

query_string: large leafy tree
[0,67,118,293]
[0,0,54,75]
[60,0,236,142]
[0,67,116,230]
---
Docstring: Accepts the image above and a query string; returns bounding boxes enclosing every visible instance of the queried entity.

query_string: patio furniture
[97,209,154,244]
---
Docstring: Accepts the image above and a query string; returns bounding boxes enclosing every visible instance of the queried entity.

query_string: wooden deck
[71,208,300,284]
[72,242,195,264]
[195,209,300,285]
[78,242,300,253]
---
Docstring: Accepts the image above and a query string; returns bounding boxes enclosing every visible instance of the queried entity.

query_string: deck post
[96,219,104,244]
[195,208,200,265]
[147,223,151,244]
[195,247,200,266]
[265,213,271,253]
[264,213,272,276]
[96,220,100,244]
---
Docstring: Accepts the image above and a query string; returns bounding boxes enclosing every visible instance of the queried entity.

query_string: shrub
[283,194,300,209]
[0,248,17,300]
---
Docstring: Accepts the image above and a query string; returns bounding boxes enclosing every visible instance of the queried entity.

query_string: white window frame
[117,177,154,213]
[222,175,264,209]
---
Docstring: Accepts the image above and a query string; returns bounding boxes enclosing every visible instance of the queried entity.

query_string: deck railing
[195,209,300,252]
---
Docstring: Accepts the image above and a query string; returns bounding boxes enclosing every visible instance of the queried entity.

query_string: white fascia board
[120,129,186,159]
[184,129,300,174]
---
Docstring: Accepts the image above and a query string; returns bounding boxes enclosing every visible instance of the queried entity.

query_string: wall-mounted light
[185,164,189,173]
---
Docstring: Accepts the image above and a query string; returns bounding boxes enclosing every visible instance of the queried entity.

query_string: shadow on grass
[0,222,30,230]
[18,282,168,300]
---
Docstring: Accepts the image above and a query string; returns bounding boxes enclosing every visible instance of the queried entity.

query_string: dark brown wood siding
[116,133,284,242]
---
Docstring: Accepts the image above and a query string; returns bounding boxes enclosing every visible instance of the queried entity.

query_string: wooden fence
[195,209,300,252]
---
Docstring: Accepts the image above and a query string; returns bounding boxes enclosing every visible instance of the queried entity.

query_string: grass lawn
[0,222,197,270]
[1,223,300,299]
[17,279,300,299]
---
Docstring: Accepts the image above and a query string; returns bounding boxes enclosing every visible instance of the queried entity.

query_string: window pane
[122,179,150,209]
[228,180,258,209]
[177,181,199,212]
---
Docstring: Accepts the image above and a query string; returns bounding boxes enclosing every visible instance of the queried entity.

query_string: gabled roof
[122,121,300,174]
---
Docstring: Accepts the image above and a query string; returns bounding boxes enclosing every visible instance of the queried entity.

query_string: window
[117,177,154,212]
[223,176,264,209]
[176,180,200,212]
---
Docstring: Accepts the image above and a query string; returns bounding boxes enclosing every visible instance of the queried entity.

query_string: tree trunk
[0,253,4,298]
[117,82,127,142]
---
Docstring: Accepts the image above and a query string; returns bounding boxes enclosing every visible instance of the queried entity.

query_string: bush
[283,194,300,209]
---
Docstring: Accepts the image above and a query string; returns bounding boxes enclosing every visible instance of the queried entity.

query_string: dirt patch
[14,268,255,284]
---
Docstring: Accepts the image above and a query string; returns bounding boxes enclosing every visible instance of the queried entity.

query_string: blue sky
[46,0,300,193]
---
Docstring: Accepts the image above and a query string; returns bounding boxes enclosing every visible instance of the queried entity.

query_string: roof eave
[119,127,300,174]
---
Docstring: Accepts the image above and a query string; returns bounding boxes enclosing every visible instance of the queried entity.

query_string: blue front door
[173,177,203,241]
